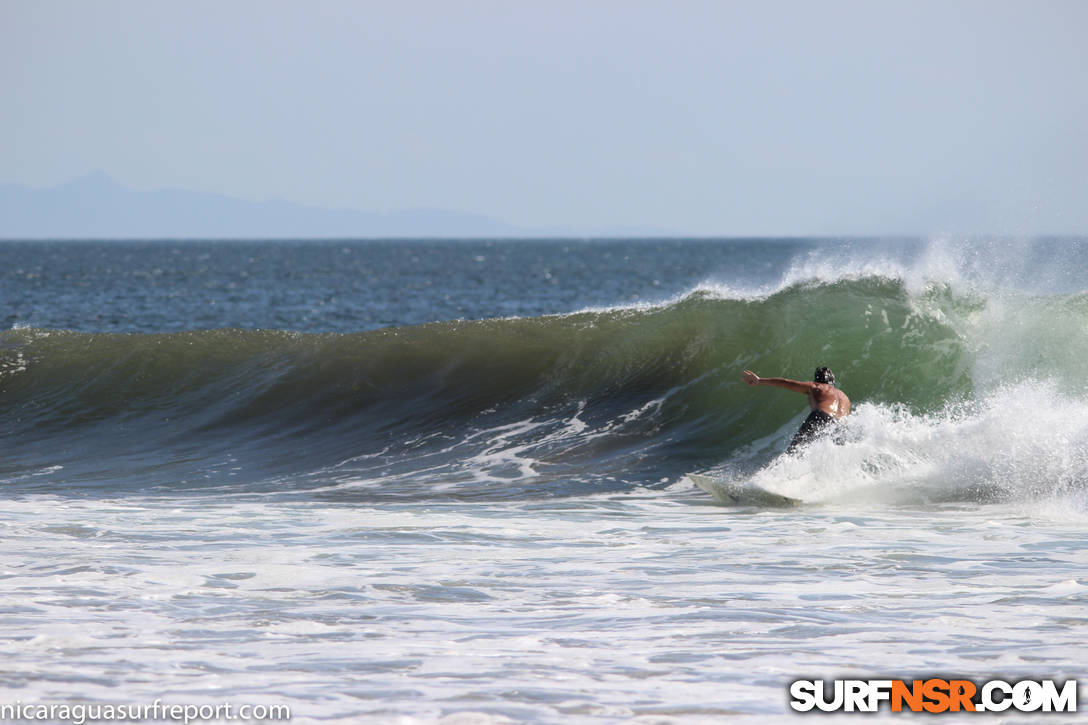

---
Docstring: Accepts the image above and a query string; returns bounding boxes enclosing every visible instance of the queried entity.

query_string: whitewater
[1,237,1086,723]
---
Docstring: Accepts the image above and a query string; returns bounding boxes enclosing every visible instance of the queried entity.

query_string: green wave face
[2,274,1086,499]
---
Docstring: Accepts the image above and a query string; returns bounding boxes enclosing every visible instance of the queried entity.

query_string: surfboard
[687,473,802,508]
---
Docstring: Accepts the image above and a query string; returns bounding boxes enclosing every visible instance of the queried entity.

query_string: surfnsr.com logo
[789,679,1078,713]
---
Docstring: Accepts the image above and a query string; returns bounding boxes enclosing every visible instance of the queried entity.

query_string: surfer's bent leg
[787,410,835,453]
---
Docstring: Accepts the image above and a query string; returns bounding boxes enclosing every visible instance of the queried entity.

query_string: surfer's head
[814,367,835,386]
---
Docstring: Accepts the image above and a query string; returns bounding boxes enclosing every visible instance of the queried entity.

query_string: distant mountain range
[0,173,660,239]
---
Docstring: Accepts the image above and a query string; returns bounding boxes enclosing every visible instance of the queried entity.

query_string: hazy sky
[3,0,1087,235]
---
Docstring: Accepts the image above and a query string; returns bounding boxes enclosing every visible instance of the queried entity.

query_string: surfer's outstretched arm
[741,370,814,394]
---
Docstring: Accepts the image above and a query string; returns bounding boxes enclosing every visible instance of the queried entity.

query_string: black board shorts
[787,410,836,453]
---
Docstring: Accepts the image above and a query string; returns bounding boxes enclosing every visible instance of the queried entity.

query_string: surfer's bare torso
[806,382,850,418]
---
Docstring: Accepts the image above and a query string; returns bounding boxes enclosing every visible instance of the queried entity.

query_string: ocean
[1,237,1086,723]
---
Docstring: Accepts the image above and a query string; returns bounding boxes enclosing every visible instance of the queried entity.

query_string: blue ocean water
[1,237,1086,722]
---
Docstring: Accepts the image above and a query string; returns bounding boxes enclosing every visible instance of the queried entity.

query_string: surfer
[741,367,850,453]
